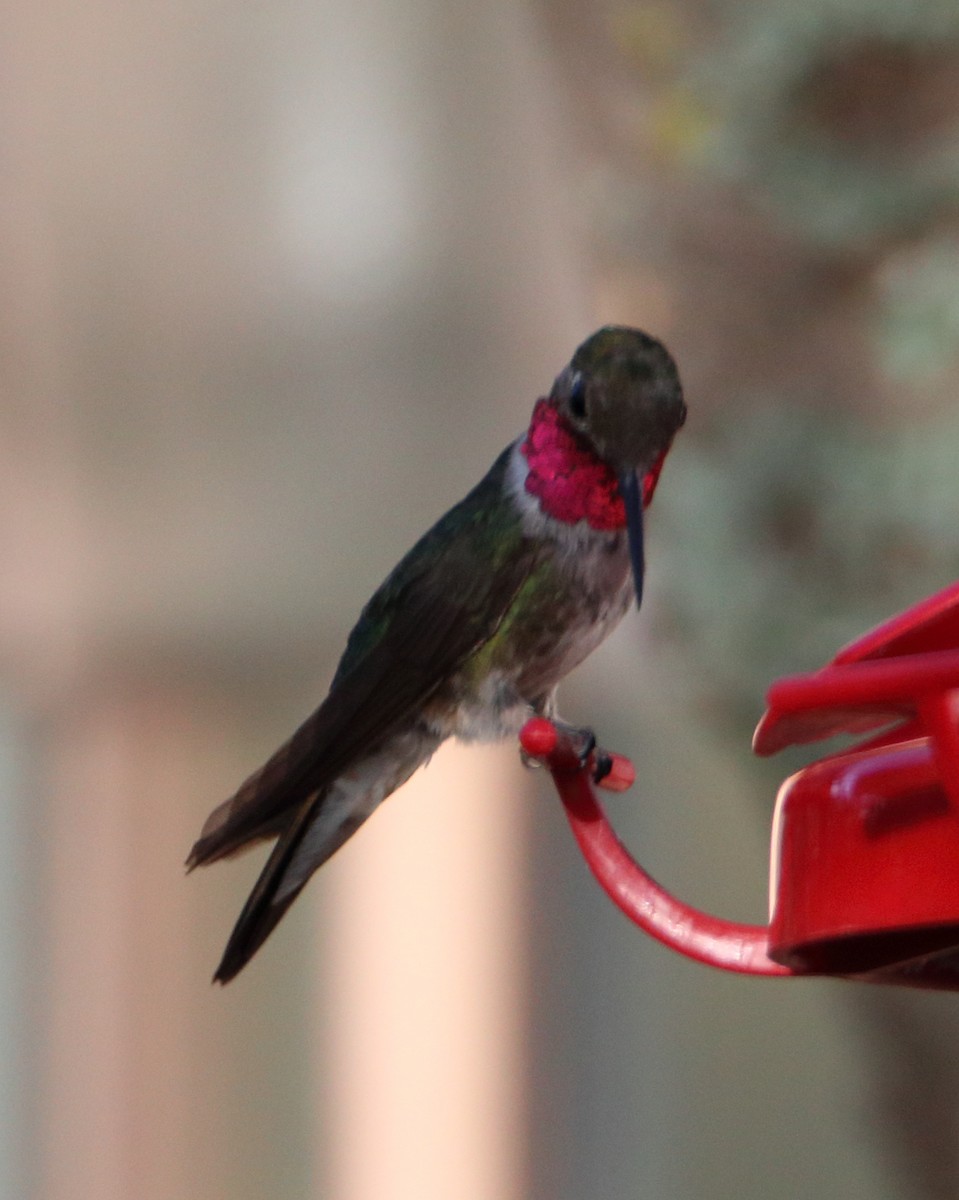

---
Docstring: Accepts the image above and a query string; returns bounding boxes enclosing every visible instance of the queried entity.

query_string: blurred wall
[3,1,581,1197]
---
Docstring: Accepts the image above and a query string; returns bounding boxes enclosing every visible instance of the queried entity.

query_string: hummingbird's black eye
[569,375,587,420]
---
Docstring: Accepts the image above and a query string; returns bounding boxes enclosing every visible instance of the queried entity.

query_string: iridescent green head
[550,325,686,474]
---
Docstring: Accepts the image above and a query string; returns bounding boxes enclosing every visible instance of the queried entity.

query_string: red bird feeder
[521,581,959,989]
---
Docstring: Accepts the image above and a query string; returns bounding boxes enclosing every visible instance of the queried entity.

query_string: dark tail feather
[214,894,301,983]
[211,795,322,984]
[186,806,287,871]
[213,885,302,984]
[187,698,348,872]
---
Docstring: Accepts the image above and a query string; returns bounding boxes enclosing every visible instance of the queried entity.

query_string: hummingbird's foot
[519,716,636,792]
[550,721,622,786]
[546,719,605,778]
[519,718,596,771]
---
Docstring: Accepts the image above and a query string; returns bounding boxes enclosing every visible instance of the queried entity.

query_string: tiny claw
[595,751,636,793]
[592,750,613,784]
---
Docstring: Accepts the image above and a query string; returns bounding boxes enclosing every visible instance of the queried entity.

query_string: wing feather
[188,445,535,868]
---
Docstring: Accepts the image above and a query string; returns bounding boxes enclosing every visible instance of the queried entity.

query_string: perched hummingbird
[189,326,686,982]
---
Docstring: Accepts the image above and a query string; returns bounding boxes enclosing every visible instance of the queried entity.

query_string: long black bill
[619,469,645,610]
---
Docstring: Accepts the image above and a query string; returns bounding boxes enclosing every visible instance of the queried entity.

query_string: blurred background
[4,0,959,1196]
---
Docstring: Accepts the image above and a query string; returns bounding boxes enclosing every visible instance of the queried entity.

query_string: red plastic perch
[520,717,790,977]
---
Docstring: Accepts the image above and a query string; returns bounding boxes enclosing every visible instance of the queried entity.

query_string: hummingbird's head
[549,326,686,474]
[547,326,686,609]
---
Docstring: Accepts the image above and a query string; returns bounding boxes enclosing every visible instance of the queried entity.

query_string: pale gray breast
[513,523,633,703]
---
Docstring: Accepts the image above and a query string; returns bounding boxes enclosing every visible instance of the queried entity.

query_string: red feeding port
[523,580,959,990]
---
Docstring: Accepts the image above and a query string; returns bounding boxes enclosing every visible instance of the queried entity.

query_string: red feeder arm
[521,581,959,990]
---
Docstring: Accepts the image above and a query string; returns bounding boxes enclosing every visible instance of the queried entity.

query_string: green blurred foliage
[656,400,959,725]
[588,0,959,747]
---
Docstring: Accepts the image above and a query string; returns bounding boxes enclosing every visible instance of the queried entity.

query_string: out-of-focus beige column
[323,743,528,1200]
[294,0,579,1194]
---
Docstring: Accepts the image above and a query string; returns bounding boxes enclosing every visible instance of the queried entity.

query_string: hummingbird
[188,325,686,982]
